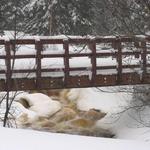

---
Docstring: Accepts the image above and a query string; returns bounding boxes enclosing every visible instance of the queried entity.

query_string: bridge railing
[0,36,149,90]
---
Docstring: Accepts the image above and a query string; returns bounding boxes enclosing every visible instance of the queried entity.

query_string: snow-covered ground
[1,88,150,150]
[0,127,150,150]
[67,88,150,142]
[1,87,150,142]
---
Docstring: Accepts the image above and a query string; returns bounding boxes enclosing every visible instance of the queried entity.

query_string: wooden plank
[35,40,42,89]
[63,40,70,87]
[0,73,150,91]
[89,39,96,85]
[95,74,117,86]
[121,73,141,85]
[141,41,147,81]
[0,51,144,59]
[5,40,11,91]
[0,40,5,45]
[0,35,149,45]
[11,39,35,44]
[67,76,90,88]
[134,41,140,48]
[40,39,63,44]
[0,64,143,75]
[116,39,122,83]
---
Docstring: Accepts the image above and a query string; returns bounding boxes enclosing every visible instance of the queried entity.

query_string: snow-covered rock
[18,93,61,117]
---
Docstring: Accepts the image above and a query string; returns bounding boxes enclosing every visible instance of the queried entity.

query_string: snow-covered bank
[2,87,150,142]
[66,88,150,142]
[0,127,149,150]
[73,88,131,113]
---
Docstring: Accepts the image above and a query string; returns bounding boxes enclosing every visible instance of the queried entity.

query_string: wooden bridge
[0,35,150,91]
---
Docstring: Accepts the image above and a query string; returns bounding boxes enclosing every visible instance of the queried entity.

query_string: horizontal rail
[1,51,150,59]
[0,35,149,45]
[0,64,150,74]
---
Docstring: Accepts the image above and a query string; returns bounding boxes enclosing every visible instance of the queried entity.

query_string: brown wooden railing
[0,35,150,91]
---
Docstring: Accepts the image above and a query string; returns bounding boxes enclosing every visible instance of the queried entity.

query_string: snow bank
[67,88,131,113]
[72,88,150,142]
[13,89,150,142]
[0,127,149,150]
[66,88,150,142]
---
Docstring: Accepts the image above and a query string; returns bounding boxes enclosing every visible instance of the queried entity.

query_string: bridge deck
[0,35,150,91]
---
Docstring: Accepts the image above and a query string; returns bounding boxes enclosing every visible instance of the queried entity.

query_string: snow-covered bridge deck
[0,35,150,91]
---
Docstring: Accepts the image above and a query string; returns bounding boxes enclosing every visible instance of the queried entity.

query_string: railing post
[35,39,42,89]
[5,40,11,90]
[63,39,69,87]
[141,41,147,81]
[116,38,122,83]
[112,40,117,49]
[89,39,96,85]
[134,41,140,48]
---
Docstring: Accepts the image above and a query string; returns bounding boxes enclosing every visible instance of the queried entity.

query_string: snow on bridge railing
[0,35,150,91]
[0,35,149,44]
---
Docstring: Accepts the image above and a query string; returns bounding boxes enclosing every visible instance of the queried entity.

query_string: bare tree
[1,0,29,127]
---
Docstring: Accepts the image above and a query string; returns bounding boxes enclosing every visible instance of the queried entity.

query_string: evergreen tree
[105,0,150,35]
[93,0,150,35]
[71,0,94,35]
[0,0,7,34]
[24,0,94,36]
[0,0,29,34]
[93,0,113,35]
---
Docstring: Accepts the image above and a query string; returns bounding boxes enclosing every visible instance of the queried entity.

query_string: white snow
[15,45,36,55]
[65,88,150,142]
[0,127,149,150]
[73,88,131,113]
[41,58,64,69]
[1,84,150,149]
[17,93,61,117]
[15,102,39,124]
